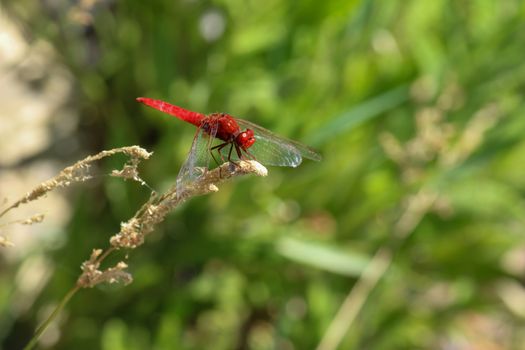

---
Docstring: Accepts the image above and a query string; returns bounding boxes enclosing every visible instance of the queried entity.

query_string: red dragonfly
[137,97,321,194]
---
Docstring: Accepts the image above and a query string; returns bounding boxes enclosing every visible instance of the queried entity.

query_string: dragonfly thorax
[202,113,241,142]
[202,114,256,150]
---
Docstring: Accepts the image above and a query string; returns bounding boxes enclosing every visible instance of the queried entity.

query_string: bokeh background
[2,0,525,349]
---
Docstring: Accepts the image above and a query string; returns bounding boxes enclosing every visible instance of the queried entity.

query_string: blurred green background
[2,0,525,349]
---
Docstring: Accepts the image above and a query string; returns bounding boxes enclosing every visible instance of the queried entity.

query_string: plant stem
[316,190,437,350]
[23,285,81,350]
[315,247,392,350]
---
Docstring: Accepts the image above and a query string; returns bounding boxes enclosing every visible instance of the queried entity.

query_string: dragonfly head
[236,129,255,150]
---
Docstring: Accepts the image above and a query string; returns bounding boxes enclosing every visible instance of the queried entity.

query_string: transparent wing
[176,121,218,197]
[235,118,322,167]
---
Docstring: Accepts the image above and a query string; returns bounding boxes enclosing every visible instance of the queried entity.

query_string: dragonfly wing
[235,118,322,167]
[176,121,218,197]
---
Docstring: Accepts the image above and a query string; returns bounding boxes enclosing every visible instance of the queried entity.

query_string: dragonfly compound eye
[238,129,256,149]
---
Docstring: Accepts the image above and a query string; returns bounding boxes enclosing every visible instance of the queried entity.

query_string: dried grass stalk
[0,235,14,248]
[78,160,267,288]
[14,143,266,350]
[0,146,152,220]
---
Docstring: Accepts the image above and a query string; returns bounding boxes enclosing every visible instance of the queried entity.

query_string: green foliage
[2,0,525,349]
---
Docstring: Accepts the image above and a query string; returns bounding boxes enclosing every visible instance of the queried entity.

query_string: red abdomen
[136,97,205,127]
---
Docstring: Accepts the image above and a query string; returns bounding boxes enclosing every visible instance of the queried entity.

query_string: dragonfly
[136,97,321,195]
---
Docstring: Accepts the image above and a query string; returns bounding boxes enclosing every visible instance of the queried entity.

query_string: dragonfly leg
[227,143,238,165]
[210,142,229,165]
[234,144,244,160]
[242,147,257,161]
[226,144,244,170]
[210,142,231,178]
